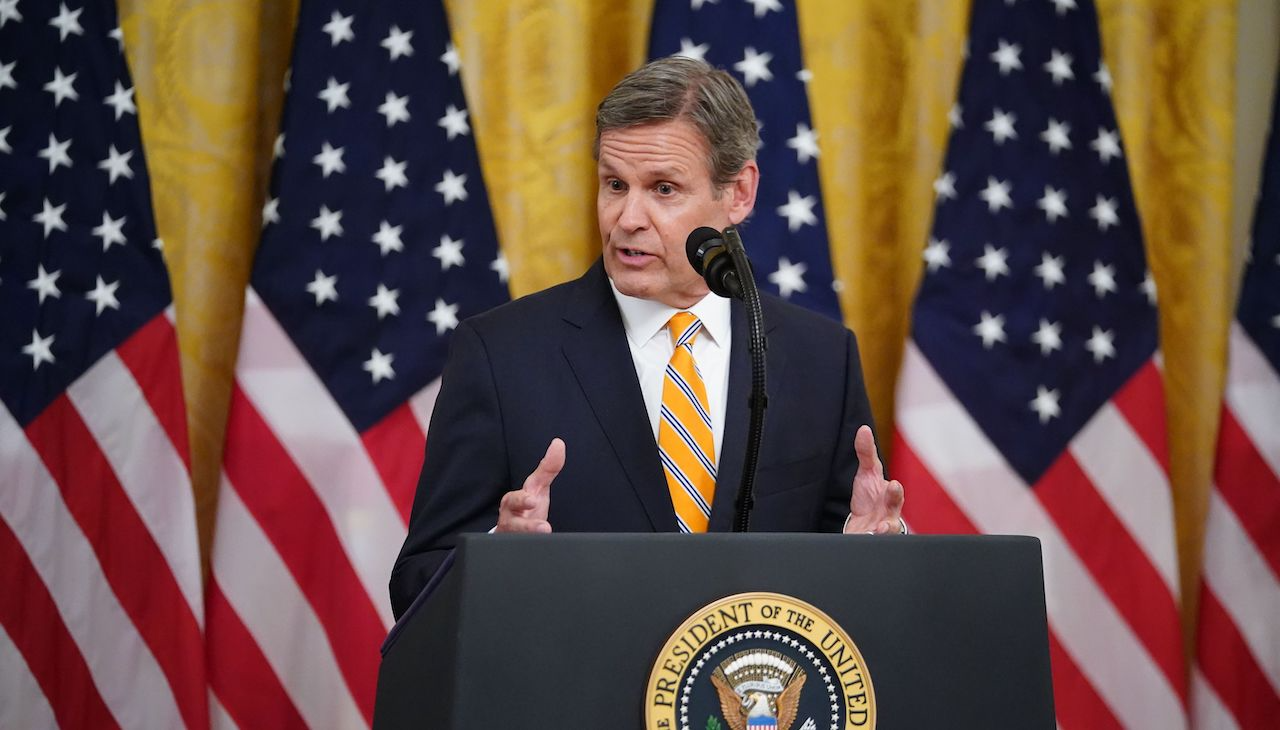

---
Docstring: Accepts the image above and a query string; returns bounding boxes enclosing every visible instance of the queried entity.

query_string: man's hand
[843,425,906,535]
[495,438,565,533]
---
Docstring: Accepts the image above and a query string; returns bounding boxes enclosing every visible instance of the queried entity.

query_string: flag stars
[99,145,134,183]
[933,171,957,202]
[1088,195,1120,231]
[1029,386,1061,424]
[768,257,808,298]
[1044,50,1075,85]
[491,252,510,283]
[109,26,124,50]
[1040,118,1071,154]
[381,25,414,60]
[1091,128,1122,163]
[978,176,1013,213]
[923,238,952,272]
[261,197,280,226]
[305,270,338,305]
[379,92,410,126]
[990,39,1023,75]
[438,104,470,139]
[734,47,774,87]
[973,311,1007,349]
[34,198,68,238]
[321,10,354,46]
[273,133,286,159]
[44,67,79,106]
[777,190,817,231]
[948,103,964,130]
[746,0,782,17]
[375,156,409,191]
[368,284,401,319]
[49,3,84,41]
[975,244,1010,281]
[1141,271,1157,305]
[0,60,15,91]
[0,191,6,220]
[0,126,10,155]
[678,38,710,61]
[435,169,468,205]
[0,0,21,28]
[1050,0,1079,15]
[372,221,404,256]
[440,42,461,75]
[104,81,136,119]
[1035,252,1066,289]
[786,123,819,164]
[1093,62,1113,93]
[1031,319,1063,356]
[85,276,121,315]
[22,329,56,371]
[1085,327,1117,363]
[1037,186,1068,223]
[92,211,127,250]
[1088,261,1118,298]
[427,298,460,335]
[310,205,344,240]
[984,108,1017,144]
[433,234,466,270]
[28,264,62,304]
[38,133,73,173]
[318,77,351,113]
[363,348,395,383]
[312,141,346,177]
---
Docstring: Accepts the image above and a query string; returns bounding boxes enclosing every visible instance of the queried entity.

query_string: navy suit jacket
[389,261,875,618]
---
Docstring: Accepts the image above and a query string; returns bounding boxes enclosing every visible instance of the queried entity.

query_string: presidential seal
[646,592,875,730]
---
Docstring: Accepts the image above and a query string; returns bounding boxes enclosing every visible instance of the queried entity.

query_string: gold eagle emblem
[709,649,807,730]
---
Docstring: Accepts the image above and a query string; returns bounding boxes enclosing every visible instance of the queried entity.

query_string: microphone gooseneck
[683,225,766,533]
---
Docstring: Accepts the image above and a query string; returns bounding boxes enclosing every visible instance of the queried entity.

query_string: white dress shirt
[609,281,732,468]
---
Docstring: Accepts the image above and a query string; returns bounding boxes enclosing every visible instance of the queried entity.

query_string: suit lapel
[560,262,676,532]
[708,300,786,532]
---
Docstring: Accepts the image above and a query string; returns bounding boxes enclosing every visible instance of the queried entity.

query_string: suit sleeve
[820,328,876,532]
[389,320,510,619]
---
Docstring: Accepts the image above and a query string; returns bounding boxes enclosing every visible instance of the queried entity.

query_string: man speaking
[389,56,905,619]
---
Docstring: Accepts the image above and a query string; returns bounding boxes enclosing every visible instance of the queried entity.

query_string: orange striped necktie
[658,312,717,533]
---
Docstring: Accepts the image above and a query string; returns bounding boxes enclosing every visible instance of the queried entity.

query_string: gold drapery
[119,0,1235,655]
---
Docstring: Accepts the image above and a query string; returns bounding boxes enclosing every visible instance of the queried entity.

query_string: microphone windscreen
[685,226,723,271]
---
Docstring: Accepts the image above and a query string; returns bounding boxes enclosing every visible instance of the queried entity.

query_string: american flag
[206,0,508,726]
[0,1,207,729]
[1189,76,1280,728]
[890,1,1186,727]
[648,0,841,320]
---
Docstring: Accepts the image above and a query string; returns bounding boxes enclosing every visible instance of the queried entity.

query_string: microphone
[685,226,743,299]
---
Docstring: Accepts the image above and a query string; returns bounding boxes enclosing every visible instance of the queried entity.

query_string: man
[389,56,904,619]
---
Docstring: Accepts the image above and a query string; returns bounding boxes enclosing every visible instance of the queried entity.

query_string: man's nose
[617,190,650,231]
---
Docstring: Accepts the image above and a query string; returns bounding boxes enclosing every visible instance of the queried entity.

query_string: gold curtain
[120,0,1234,654]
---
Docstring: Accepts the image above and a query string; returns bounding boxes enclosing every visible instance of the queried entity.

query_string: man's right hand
[495,438,565,533]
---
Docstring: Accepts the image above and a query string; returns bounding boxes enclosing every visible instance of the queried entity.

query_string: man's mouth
[621,248,651,258]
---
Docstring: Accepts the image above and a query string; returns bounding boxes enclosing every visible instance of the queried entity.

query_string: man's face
[597,119,757,309]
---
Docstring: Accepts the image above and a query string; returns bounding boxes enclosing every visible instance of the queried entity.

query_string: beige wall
[1235,0,1280,276]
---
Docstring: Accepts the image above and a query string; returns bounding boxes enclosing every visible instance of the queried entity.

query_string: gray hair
[594,56,759,188]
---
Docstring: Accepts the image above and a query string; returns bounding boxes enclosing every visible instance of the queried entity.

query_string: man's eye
[608,179,624,191]
[656,183,674,195]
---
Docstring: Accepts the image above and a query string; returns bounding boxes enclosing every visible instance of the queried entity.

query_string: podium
[374,534,1055,728]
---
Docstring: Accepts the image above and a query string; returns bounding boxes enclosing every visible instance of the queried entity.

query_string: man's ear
[725,160,760,225]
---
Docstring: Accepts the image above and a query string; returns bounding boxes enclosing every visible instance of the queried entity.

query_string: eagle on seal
[710,671,806,730]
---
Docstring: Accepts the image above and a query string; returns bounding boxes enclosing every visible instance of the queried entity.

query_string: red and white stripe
[893,341,1187,729]
[209,289,435,729]
[1190,322,1280,729]
[0,314,207,729]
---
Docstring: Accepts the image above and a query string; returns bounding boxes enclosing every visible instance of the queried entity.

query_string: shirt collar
[609,280,731,349]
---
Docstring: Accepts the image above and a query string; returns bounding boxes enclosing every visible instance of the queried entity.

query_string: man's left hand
[843,425,906,535]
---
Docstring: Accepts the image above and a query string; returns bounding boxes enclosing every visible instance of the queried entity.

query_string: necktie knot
[668,312,703,349]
